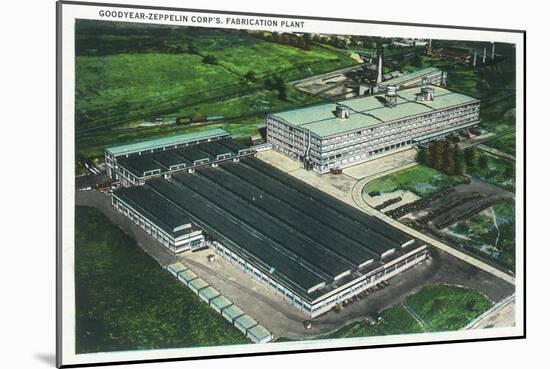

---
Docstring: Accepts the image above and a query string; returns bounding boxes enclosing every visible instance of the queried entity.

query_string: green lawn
[467,150,515,192]
[484,132,516,156]
[322,284,492,339]
[363,165,466,198]
[75,206,248,353]
[406,285,493,332]
[447,200,516,270]
[75,20,356,160]
[325,304,423,339]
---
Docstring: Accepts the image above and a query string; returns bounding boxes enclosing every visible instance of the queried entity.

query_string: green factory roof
[380,67,440,86]
[106,128,230,156]
[269,85,478,138]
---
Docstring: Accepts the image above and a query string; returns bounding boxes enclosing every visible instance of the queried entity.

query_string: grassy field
[363,165,466,198]
[325,304,423,339]
[75,20,356,159]
[75,206,248,353]
[322,284,492,339]
[447,200,516,270]
[484,132,516,156]
[467,150,515,192]
[406,285,493,332]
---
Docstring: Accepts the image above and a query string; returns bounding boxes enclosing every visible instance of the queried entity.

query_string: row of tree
[254,32,313,51]
[416,141,489,175]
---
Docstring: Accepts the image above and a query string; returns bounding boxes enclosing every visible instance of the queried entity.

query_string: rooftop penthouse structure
[266,85,480,173]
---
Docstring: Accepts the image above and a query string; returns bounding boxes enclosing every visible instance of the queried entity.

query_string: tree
[442,140,455,175]
[504,162,515,178]
[187,43,199,55]
[416,147,428,165]
[478,154,489,171]
[426,142,436,168]
[244,71,256,82]
[202,55,218,65]
[432,141,445,171]
[453,144,466,175]
[464,147,480,169]
[277,85,288,100]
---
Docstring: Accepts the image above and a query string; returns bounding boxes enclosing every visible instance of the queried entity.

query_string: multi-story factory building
[379,67,447,91]
[266,85,480,173]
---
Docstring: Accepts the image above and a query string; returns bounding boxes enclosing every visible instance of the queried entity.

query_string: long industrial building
[110,153,428,318]
[105,128,255,186]
[379,67,448,91]
[266,84,480,173]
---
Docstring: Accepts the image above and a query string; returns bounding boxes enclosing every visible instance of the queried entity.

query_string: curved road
[350,167,516,286]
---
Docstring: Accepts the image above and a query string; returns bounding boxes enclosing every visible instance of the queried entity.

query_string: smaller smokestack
[491,42,495,60]
[473,51,477,67]
[377,51,383,84]
[427,39,432,55]
[483,48,486,64]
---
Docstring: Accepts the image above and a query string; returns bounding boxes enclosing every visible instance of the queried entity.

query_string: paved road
[76,190,177,266]
[477,144,515,161]
[350,167,515,286]
[466,295,516,329]
[76,186,514,339]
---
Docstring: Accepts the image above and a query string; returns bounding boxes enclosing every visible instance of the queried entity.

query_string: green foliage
[244,71,256,82]
[484,132,516,156]
[406,285,492,332]
[453,145,466,175]
[418,141,464,176]
[448,200,516,270]
[325,305,423,339]
[416,148,428,165]
[323,284,492,339]
[75,20,356,160]
[202,54,218,65]
[464,146,480,168]
[75,206,247,354]
[398,41,516,134]
[466,149,515,191]
[363,165,466,198]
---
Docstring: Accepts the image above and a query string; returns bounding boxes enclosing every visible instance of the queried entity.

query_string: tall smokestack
[377,49,383,84]
[491,42,495,60]
[483,48,486,63]
[427,39,432,55]
[473,51,477,67]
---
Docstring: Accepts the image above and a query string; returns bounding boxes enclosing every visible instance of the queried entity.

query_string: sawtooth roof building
[105,129,255,186]
[266,84,480,173]
[109,135,428,317]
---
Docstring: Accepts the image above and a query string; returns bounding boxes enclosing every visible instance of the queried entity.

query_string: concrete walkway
[477,144,515,161]
[350,169,516,286]
[465,294,516,329]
